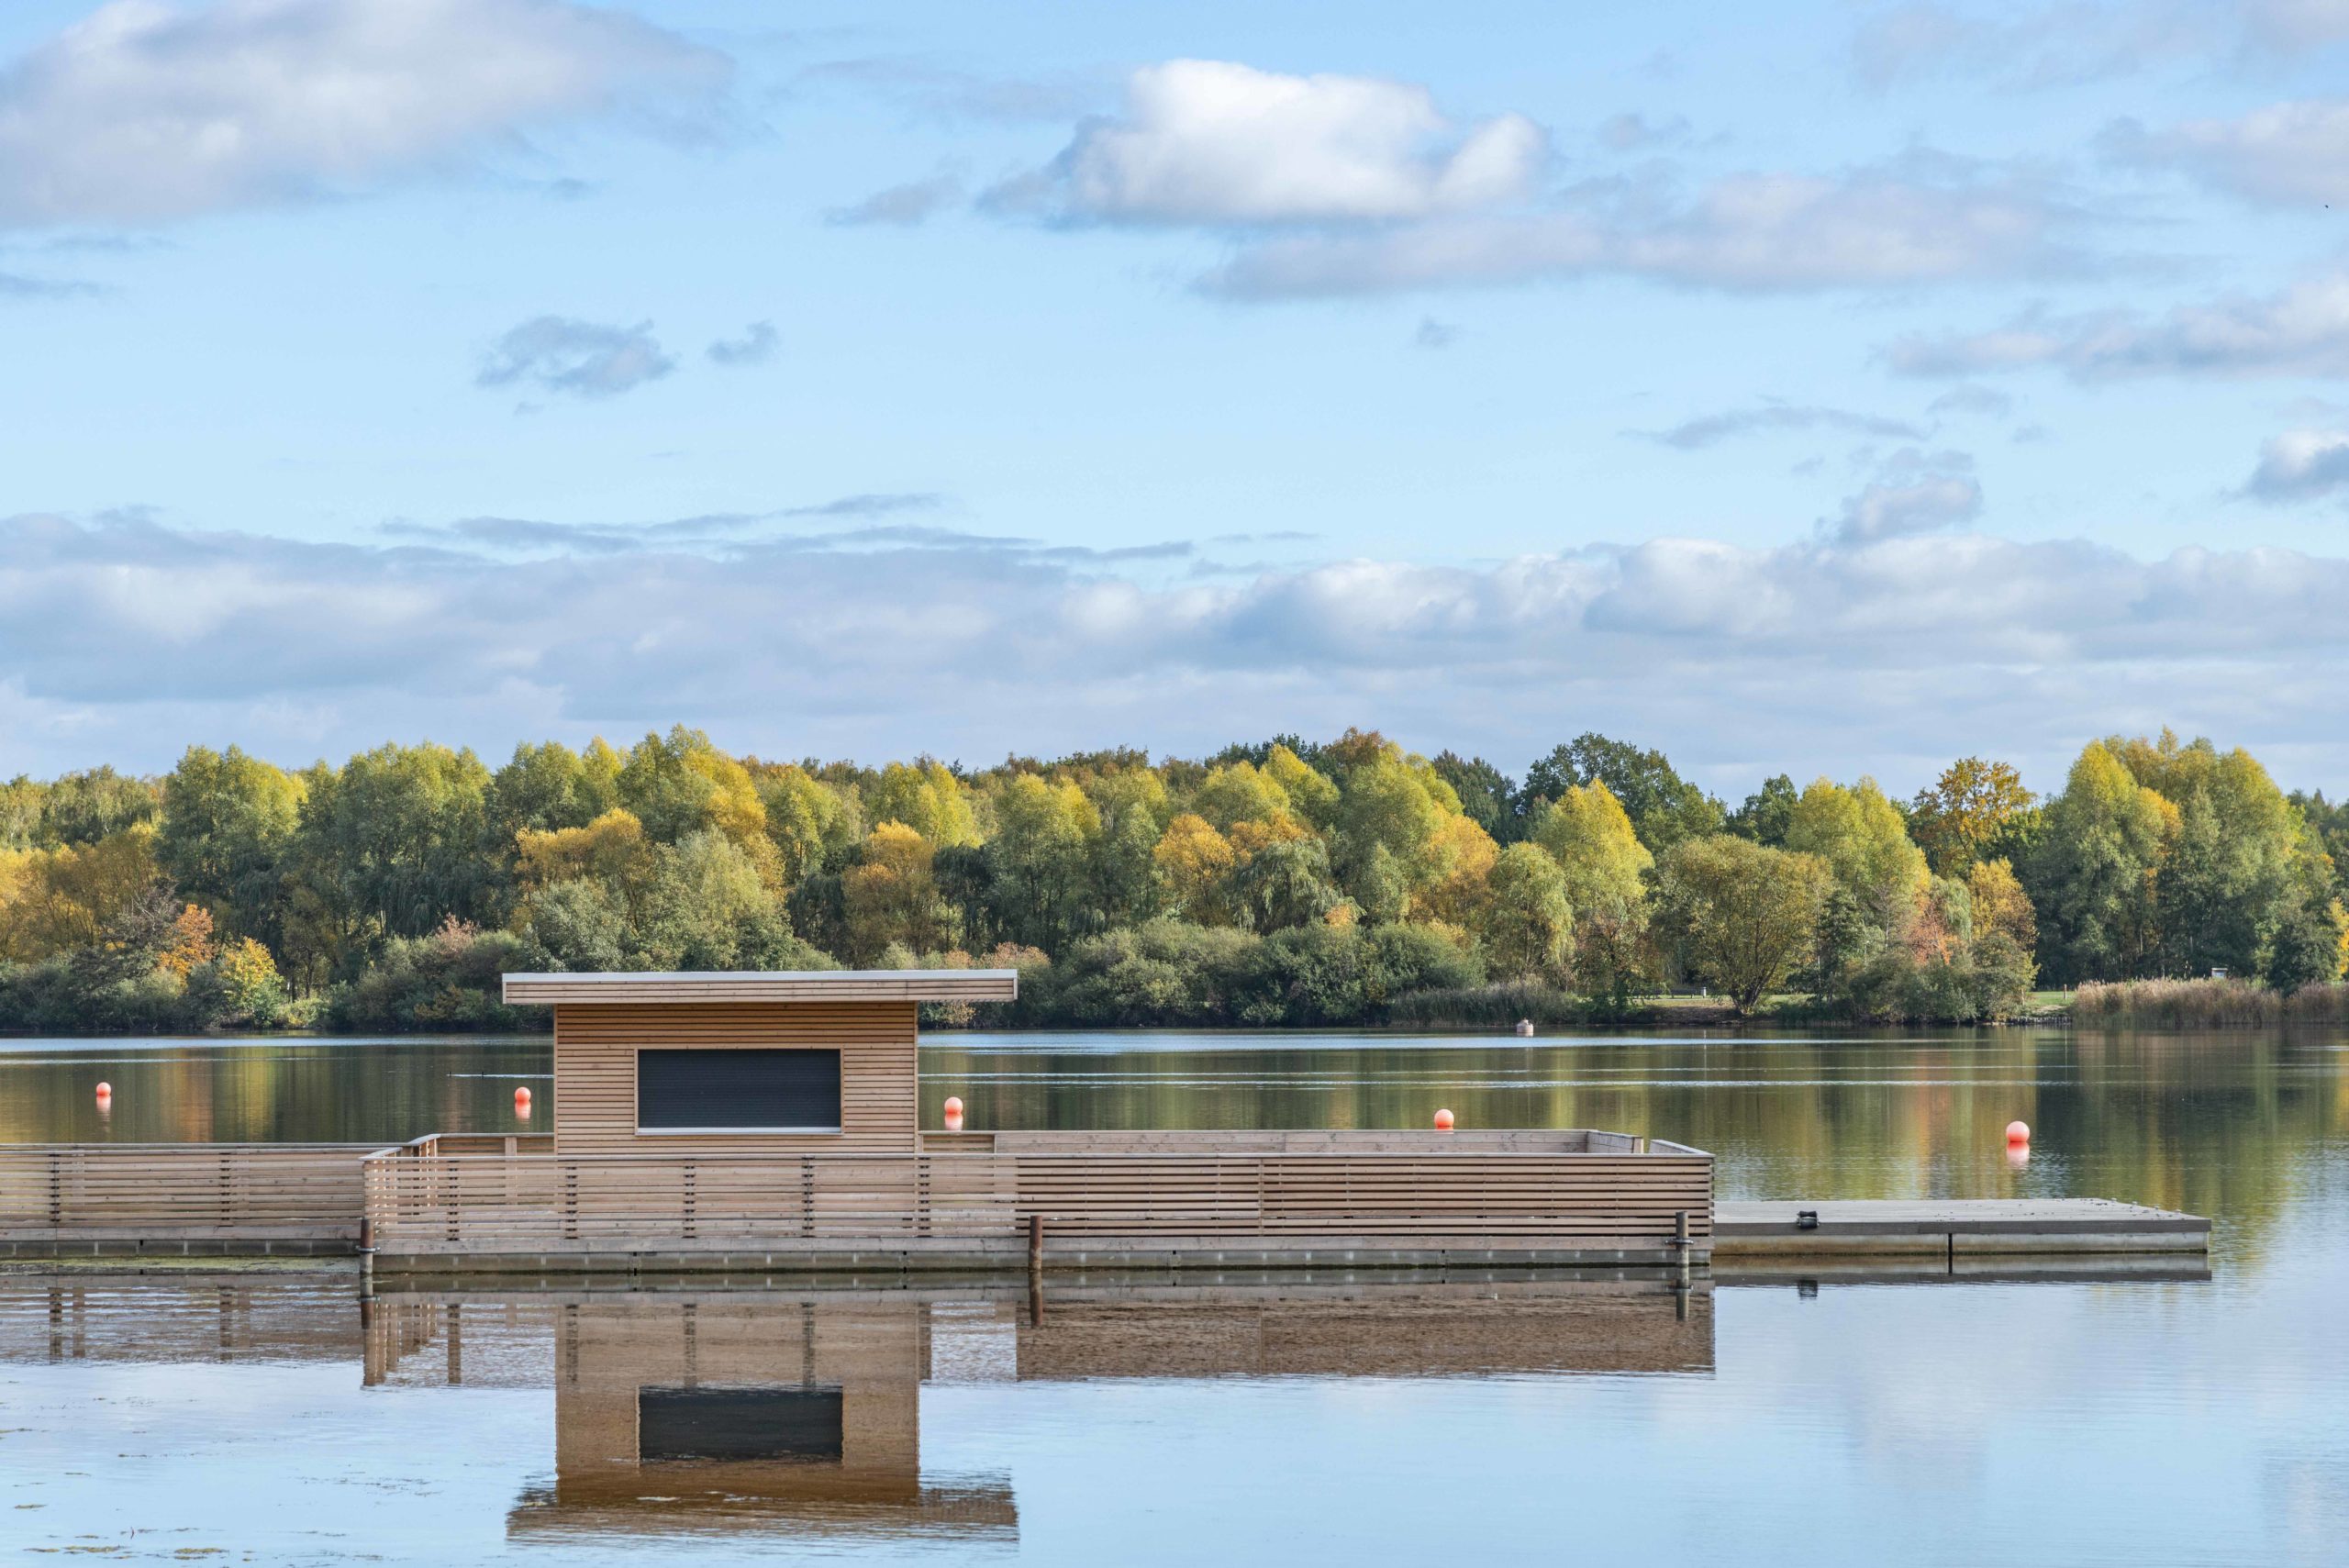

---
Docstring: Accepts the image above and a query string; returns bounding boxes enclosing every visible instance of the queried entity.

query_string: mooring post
[1675,1209,1690,1251]
[358,1216,375,1295]
[1028,1212,1046,1324]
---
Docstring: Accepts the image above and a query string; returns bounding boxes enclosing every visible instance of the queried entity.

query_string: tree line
[1,726,2343,1033]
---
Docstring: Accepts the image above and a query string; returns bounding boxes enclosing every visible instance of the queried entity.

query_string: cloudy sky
[4,0,2348,797]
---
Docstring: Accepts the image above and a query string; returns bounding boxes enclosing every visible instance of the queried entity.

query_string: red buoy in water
[95,1082,111,1099]
[515,1086,532,1111]
[1433,1108,1455,1132]
[2006,1119,2030,1145]
[943,1095,965,1132]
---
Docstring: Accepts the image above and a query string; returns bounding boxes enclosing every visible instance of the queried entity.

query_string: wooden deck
[361,1129,1716,1273]
[1713,1199,2210,1258]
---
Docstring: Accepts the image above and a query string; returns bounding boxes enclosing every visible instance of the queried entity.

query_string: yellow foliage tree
[1153,813,1239,924]
[1531,782,1653,916]
[1194,762,1291,830]
[1415,813,1500,928]
[0,825,161,962]
[515,809,657,904]
[842,822,950,962]
[1783,777,1931,929]
[869,762,979,849]
[1966,856,2037,951]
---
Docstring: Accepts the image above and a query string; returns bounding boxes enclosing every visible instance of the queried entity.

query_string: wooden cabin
[500,970,1019,1158]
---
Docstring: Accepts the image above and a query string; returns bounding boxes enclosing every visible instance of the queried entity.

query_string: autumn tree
[1530,781,1653,915]
[867,761,979,849]
[1909,757,2033,877]
[842,822,952,961]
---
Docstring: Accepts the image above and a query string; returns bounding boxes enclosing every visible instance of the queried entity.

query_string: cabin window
[637,1386,845,1462]
[635,1048,843,1133]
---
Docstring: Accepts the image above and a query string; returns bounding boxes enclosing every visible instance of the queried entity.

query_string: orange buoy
[2005,1119,2030,1145]
[1433,1108,1455,1132]
[515,1086,533,1110]
[943,1096,963,1118]
[95,1082,111,1098]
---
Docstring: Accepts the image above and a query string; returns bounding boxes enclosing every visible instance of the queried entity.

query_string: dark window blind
[638,1385,845,1462]
[636,1048,842,1130]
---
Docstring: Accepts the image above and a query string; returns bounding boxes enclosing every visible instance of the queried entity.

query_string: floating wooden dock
[0,969,2210,1276]
[1712,1199,2210,1258]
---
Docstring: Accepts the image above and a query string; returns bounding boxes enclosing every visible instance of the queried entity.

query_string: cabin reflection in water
[353,1275,1711,1544]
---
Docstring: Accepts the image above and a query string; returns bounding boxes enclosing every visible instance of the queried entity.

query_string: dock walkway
[1713,1199,2210,1258]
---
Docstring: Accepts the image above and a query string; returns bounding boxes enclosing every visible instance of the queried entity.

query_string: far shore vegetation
[3,727,2344,1036]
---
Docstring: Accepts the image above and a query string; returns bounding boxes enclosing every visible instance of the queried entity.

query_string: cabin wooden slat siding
[508,970,1019,1161]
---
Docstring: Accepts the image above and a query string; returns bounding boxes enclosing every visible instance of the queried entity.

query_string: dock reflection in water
[370,1273,1712,1547]
[1,1269,1713,1553]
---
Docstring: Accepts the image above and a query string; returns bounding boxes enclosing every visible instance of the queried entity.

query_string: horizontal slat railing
[0,1145,381,1242]
[362,1143,1711,1256]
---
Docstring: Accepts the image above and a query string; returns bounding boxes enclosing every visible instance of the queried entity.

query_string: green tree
[636,830,820,971]
[39,766,161,847]
[755,764,863,884]
[986,774,1098,950]
[1332,756,1447,913]
[1431,751,1518,841]
[1782,777,1929,930]
[488,740,618,849]
[1478,842,1574,982]
[157,745,304,948]
[292,741,497,949]
[2027,740,2174,984]
[1518,733,1722,853]
[617,727,768,855]
[1726,773,1798,847]
[1653,835,1833,1012]
[1229,835,1341,932]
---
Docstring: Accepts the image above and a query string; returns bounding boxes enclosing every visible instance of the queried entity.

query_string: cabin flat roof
[502,970,1019,1006]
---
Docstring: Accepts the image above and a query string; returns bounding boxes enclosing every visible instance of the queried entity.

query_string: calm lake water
[1,1027,2343,1565]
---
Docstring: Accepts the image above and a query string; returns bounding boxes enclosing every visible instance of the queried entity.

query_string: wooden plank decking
[361,1134,1716,1273]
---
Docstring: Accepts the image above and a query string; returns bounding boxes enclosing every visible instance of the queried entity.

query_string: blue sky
[4,0,2348,797]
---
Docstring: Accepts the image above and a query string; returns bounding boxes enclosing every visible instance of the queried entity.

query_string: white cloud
[1198,164,2082,297]
[9,509,2349,792]
[2243,428,2349,501]
[477,317,674,398]
[1849,2,2215,91]
[1645,403,1928,450]
[1887,271,2349,378]
[705,320,779,368]
[993,59,1548,224]
[2241,0,2349,49]
[0,0,726,229]
[825,172,964,227]
[2113,99,2349,205]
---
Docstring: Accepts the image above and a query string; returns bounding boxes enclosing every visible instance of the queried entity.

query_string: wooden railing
[362,1137,1712,1258]
[0,1145,381,1243]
